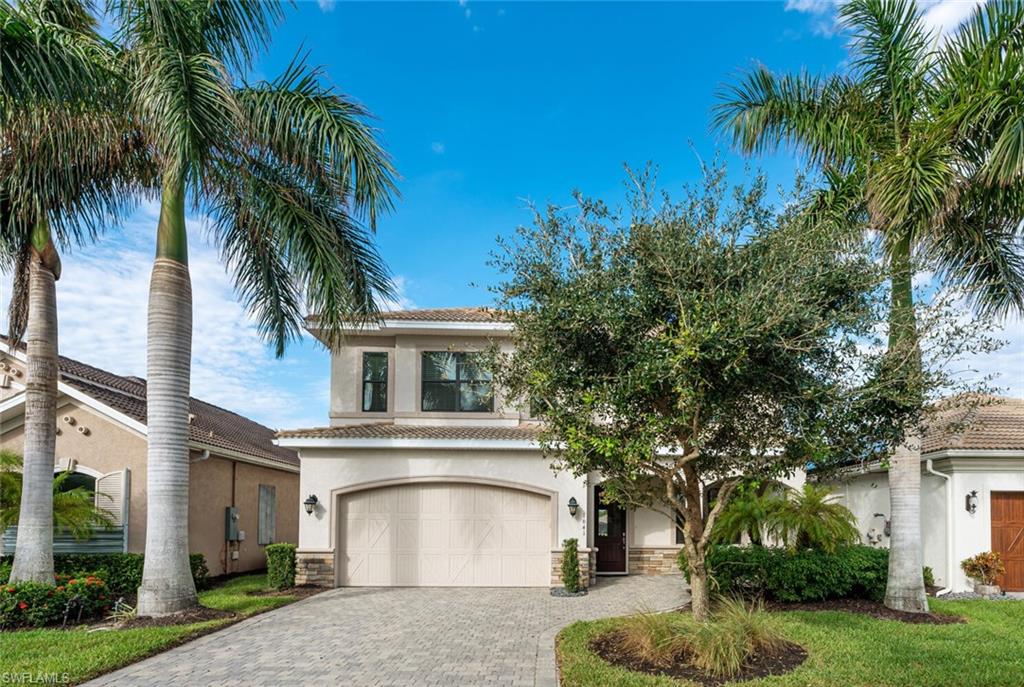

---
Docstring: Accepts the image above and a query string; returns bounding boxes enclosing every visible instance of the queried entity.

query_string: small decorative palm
[711,487,776,546]
[766,484,860,553]
[0,449,115,540]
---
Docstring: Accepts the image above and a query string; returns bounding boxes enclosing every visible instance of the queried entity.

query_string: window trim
[361,351,389,413]
[420,351,494,413]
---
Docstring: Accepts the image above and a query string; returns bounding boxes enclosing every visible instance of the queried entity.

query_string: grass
[1,574,311,685]
[558,599,1024,686]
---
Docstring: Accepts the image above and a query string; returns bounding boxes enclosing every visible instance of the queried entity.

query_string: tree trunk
[883,235,928,613]
[9,222,60,584]
[137,177,198,616]
[687,554,711,621]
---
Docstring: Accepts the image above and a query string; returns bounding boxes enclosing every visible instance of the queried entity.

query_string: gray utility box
[225,506,240,541]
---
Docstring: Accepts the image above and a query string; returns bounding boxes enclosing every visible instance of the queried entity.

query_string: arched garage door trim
[331,476,558,587]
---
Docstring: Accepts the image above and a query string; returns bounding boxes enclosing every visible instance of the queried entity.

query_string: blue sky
[3,0,1019,430]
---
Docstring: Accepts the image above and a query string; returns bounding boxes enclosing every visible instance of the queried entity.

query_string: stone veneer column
[550,547,597,588]
[627,547,683,575]
[296,551,335,586]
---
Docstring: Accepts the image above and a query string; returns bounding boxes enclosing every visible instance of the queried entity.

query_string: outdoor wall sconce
[304,494,319,515]
[567,497,579,517]
[966,490,979,515]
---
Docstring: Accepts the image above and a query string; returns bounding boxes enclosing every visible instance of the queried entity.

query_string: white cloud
[377,275,417,312]
[317,0,336,12]
[0,202,326,429]
[786,0,986,38]
[431,141,446,154]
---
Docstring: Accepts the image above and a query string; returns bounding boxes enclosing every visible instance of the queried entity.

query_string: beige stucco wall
[328,332,525,426]
[190,457,300,575]
[1,380,298,576]
[1,399,149,553]
[296,447,590,556]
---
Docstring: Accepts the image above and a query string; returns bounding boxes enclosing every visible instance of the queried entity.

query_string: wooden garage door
[991,492,1024,591]
[338,483,552,587]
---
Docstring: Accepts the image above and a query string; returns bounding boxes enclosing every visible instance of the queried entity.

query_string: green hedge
[680,545,889,602]
[265,543,297,590]
[0,553,209,598]
[1,574,110,629]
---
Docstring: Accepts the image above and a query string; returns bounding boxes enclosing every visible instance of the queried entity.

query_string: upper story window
[421,351,493,412]
[362,352,388,412]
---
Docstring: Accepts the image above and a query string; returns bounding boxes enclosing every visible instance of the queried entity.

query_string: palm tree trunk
[9,221,60,584]
[137,176,198,616]
[883,235,929,613]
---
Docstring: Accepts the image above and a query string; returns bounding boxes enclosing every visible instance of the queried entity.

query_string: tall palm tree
[109,0,397,615]
[1,0,148,584]
[714,0,1024,612]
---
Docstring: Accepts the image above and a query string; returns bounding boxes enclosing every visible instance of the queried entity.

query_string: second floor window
[421,351,493,412]
[362,352,388,412]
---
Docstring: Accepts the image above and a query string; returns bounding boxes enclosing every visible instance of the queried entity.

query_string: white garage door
[338,482,552,587]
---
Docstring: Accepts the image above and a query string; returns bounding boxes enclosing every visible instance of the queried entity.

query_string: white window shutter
[94,470,129,528]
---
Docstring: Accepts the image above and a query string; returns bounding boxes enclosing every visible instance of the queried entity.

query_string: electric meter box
[225,506,240,541]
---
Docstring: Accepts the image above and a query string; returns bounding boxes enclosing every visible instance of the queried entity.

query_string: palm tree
[2,0,148,584]
[108,0,397,615]
[0,450,116,540]
[714,0,1024,611]
[767,484,861,553]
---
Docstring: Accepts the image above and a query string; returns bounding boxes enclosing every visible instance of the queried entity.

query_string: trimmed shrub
[0,552,210,597]
[961,551,1004,586]
[561,538,582,593]
[0,574,110,629]
[923,566,935,588]
[680,544,889,602]
[265,543,297,590]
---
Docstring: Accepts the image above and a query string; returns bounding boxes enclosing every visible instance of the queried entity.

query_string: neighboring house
[278,307,802,589]
[0,345,299,576]
[826,396,1024,594]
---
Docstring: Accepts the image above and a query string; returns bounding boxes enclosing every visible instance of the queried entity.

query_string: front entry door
[594,485,627,573]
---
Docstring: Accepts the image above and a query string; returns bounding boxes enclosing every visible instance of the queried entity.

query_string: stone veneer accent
[550,547,597,588]
[296,551,335,586]
[628,547,683,575]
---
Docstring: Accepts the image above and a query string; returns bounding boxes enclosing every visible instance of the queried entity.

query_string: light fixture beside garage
[304,494,319,515]
[966,490,979,515]
[567,497,579,517]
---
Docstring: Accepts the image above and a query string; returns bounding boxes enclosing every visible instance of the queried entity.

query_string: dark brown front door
[594,485,627,573]
[992,492,1024,591]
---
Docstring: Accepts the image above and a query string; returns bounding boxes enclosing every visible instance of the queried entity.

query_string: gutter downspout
[925,459,954,596]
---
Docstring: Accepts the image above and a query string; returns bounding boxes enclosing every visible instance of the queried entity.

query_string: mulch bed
[766,598,964,625]
[112,606,237,629]
[246,585,322,599]
[590,631,807,687]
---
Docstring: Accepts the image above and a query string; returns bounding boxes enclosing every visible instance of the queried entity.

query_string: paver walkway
[84,575,688,687]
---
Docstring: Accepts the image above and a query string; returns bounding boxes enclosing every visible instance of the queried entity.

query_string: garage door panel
[339,482,551,587]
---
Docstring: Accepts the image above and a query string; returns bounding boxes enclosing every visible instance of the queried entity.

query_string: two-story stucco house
[277,307,687,588]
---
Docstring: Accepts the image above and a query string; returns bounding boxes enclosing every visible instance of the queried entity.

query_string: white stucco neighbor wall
[829,457,1024,593]
[296,447,590,553]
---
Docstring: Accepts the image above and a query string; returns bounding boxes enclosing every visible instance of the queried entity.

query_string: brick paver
[83,575,688,687]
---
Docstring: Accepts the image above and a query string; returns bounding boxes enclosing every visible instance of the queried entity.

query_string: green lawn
[558,599,1024,687]
[1,575,311,685]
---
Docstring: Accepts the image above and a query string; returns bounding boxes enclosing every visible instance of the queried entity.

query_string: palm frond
[712,66,870,168]
[235,53,398,228]
[129,44,238,182]
[5,242,32,346]
[204,153,394,355]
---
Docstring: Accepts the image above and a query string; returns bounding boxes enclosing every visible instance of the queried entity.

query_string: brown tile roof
[378,307,506,323]
[307,307,507,325]
[3,339,297,468]
[923,396,1024,453]
[277,423,541,442]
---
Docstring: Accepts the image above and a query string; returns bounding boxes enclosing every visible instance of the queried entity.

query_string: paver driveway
[84,575,687,687]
